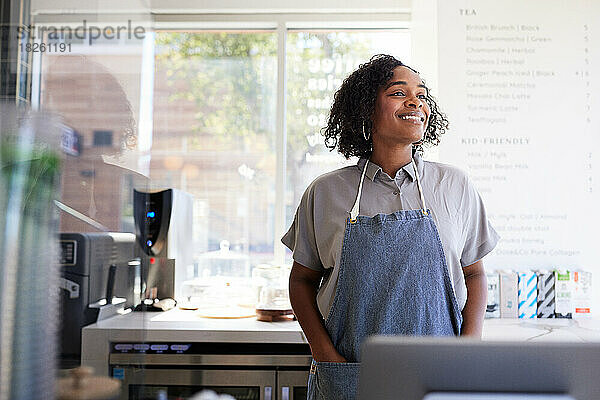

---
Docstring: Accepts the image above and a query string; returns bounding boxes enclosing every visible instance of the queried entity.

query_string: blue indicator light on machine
[112,368,125,380]
[146,240,153,247]
[146,211,155,218]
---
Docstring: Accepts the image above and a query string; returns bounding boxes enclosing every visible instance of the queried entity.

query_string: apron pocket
[315,361,361,400]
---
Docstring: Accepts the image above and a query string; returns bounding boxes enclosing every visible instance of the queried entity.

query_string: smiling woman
[284,54,499,400]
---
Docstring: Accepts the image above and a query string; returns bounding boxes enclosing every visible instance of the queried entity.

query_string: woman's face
[371,66,430,146]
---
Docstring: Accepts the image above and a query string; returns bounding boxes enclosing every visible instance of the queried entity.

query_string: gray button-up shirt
[282,152,499,318]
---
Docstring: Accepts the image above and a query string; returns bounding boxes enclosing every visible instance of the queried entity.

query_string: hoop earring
[362,121,370,141]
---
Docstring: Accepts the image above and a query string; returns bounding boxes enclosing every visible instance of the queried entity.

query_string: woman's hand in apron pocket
[310,346,360,399]
[312,346,347,363]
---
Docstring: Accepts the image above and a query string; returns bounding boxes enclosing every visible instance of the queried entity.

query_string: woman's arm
[460,259,487,338]
[289,261,346,362]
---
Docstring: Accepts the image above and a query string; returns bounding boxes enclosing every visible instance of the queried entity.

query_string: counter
[82,309,600,375]
[82,309,307,375]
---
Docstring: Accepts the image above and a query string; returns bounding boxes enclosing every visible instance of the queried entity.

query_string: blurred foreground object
[57,366,120,400]
[0,104,62,400]
[189,389,235,400]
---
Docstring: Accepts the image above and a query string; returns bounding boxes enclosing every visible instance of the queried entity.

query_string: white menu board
[436,1,600,284]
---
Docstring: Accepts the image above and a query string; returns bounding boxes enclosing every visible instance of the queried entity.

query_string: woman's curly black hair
[322,54,449,159]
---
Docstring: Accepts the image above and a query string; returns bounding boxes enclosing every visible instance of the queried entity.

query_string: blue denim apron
[307,159,463,400]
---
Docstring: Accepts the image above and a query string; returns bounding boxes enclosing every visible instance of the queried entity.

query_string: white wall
[31,0,411,15]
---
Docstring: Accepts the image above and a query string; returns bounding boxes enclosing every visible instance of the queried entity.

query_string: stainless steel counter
[82,309,307,375]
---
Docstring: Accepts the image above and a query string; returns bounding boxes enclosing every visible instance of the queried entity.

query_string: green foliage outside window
[154,31,374,162]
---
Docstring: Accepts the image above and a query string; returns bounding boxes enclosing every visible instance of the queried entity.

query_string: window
[93,130,113,147]
[152,31,278,277]
[151,29,410,279]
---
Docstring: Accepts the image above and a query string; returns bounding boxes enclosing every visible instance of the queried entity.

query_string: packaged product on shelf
[518,271,537,319]
[499,271,518,318]
[536,270,555,318]
[573,270,592,318]
[554,270,573,318]
[485,273,500,319]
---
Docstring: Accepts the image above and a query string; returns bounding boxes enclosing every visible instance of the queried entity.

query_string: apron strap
[412,159,428,214]
[349,159,369,221]
[349,158,427,222]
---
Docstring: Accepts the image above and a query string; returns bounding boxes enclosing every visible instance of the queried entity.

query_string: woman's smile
[396,111,426,125]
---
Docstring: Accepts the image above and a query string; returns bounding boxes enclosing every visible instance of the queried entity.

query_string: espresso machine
[59,232,136,367]
[133,188,193,302]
